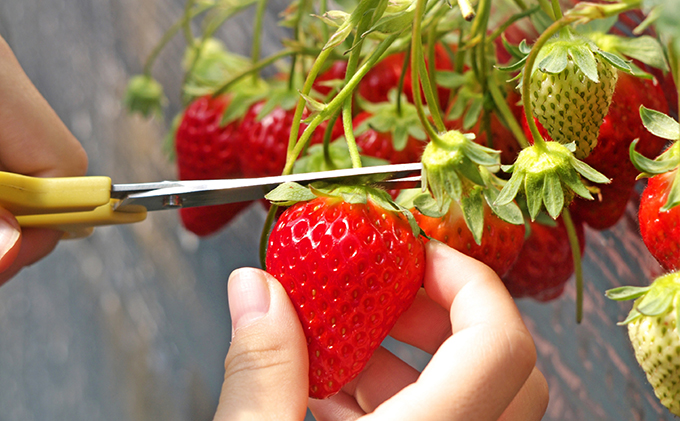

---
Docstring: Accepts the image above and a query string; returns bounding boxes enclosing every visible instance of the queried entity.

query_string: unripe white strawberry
[527,37,621,159]
[607,272,680,416]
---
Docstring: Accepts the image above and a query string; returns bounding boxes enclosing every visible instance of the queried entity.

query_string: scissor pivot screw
[163,195,183,208]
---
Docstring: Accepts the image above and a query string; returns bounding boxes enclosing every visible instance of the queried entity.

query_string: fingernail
[0,213,20,259]
[228,268,271,333]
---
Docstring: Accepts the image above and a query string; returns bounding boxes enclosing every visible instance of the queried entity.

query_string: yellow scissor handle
[0,172,147,238]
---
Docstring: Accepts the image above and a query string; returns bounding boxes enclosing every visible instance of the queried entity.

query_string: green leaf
[570,44,599,82]
[542,172,564,219]
[605,286,651,301]
[265,182,317,206]
[640,105,680,140]
[463,96,484,130]
[461,190,485,245]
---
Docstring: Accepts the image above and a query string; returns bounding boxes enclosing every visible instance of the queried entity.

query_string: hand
[214,241,549,420]
[0,36,88,285]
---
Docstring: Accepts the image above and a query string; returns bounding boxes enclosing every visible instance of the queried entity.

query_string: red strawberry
[175,94,250,236]
[502,215,586,302]
[413,200,525,277]
[353,112,426,164]
[313,61,347,97]
[358,44,453,110]
[639,169,680,272]
[266,190,426,399]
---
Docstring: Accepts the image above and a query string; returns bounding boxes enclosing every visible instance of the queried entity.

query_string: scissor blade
[113,163,423,212]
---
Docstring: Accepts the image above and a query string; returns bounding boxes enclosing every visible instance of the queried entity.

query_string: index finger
[368,241,537,420]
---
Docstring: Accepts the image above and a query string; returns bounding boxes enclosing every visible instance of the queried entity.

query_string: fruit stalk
[562,207,584,323]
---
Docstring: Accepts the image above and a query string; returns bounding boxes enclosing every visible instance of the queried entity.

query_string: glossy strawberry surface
[175,94,250,236]
[502,215,586,302]
[266,196,426,399]
[414,201,525,277]
[639,171,680,272]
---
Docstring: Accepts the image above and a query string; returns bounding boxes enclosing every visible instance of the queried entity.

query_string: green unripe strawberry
[607,272,680,416]
[528,37,620,159]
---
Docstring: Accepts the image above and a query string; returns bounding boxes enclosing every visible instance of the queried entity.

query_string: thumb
[0,207,21,279]
[214,268,309,421]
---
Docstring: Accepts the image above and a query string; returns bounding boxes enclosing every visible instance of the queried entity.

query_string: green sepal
[123,75,167,118]
[482,181,524,225]
[570,157,610,184]
[413,192,449,218]
[256,89,300,120]
[463,96,484,130]
[542,171,564,219]
[356,93,426,151]
[636,290,674,317]
[496,55,527,73]
[314,10,350,28]
[220,79,270,125]
[265,182,318,206]
[367,188,422,237]
[461,188,485,245]
[524,170,544,221]
[298,91,327,113]
[661,171,680,211]
[436,71,469,89]
[617,308,643,326]
[569,44,599,82]
[605,285,651,301]
[595,50,633,73]
[537,45,569,74]
[495,169,523,206]
[630,138,680,176]
[362,6,415,36]
[640,105,680,141]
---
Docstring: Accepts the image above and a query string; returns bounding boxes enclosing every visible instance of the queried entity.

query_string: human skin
[216,241,549,421]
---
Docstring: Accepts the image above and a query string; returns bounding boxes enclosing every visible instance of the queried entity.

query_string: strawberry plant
[123,0,680,413]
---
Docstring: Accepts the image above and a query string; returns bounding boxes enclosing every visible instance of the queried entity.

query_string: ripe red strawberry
[639,169,680,272]
[358,44,453,110]
[413,200,525,277]
[353,111,426,164]
[266,189,426,399]
[502,215,586,302]
[175,94,250,236]
[313,60,347,97]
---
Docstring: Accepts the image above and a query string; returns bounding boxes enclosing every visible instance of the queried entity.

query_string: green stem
[322,111,341,169]
[411,0,441,141]
[396,48,411,116]
[143,1,212,75]
[537,0,555,21]
[561,207,583,323]
[213,48,296,97]
[521,16,578,152]
[551,0,563,20]
[487,76,530,149]
[283,33,401,174]
[250,0,269,84]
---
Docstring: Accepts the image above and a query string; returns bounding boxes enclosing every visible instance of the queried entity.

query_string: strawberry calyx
[355,92,427,151]
[265,182,422,237]
[123,75,167,118]
[607,271,680,329]
[496,141,610,220]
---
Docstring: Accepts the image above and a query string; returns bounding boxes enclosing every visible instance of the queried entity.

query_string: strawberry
[502,215,586,302]
[265,184,425,399]
[607,272,680,416]
[639,169,680,272]
[353,111,426,164]
[413,199,525,277]
[527,36,619,159]
[174,94,250,236]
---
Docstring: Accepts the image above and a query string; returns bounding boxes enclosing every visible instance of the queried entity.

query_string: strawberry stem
[551,0,563,20]
[250,0,269,85]
[562,207,584,323]
[487,76,530,148]
[396,48,411,116]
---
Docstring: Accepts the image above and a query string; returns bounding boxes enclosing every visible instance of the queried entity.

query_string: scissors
[4,163,423,238]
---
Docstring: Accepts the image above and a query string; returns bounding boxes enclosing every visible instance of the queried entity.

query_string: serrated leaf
[640,105,680,140]
[542,172,564,219]
[525,171,545,220]
[461,190,485,245]
[637,291,674,317]
[605,285,651,301]
[265,182,317,205]
[570,44,599,82]
[661,172,680,211]
[495,170,524,206]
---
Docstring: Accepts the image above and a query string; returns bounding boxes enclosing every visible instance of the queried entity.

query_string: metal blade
[113,163,422,212]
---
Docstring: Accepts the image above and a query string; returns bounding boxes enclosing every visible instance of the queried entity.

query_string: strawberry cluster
[124,0,680,412]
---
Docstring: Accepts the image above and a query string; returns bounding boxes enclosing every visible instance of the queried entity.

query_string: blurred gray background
[0,0,673,420]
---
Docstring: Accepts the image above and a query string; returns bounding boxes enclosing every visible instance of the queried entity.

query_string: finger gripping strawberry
[265,188,426,399]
